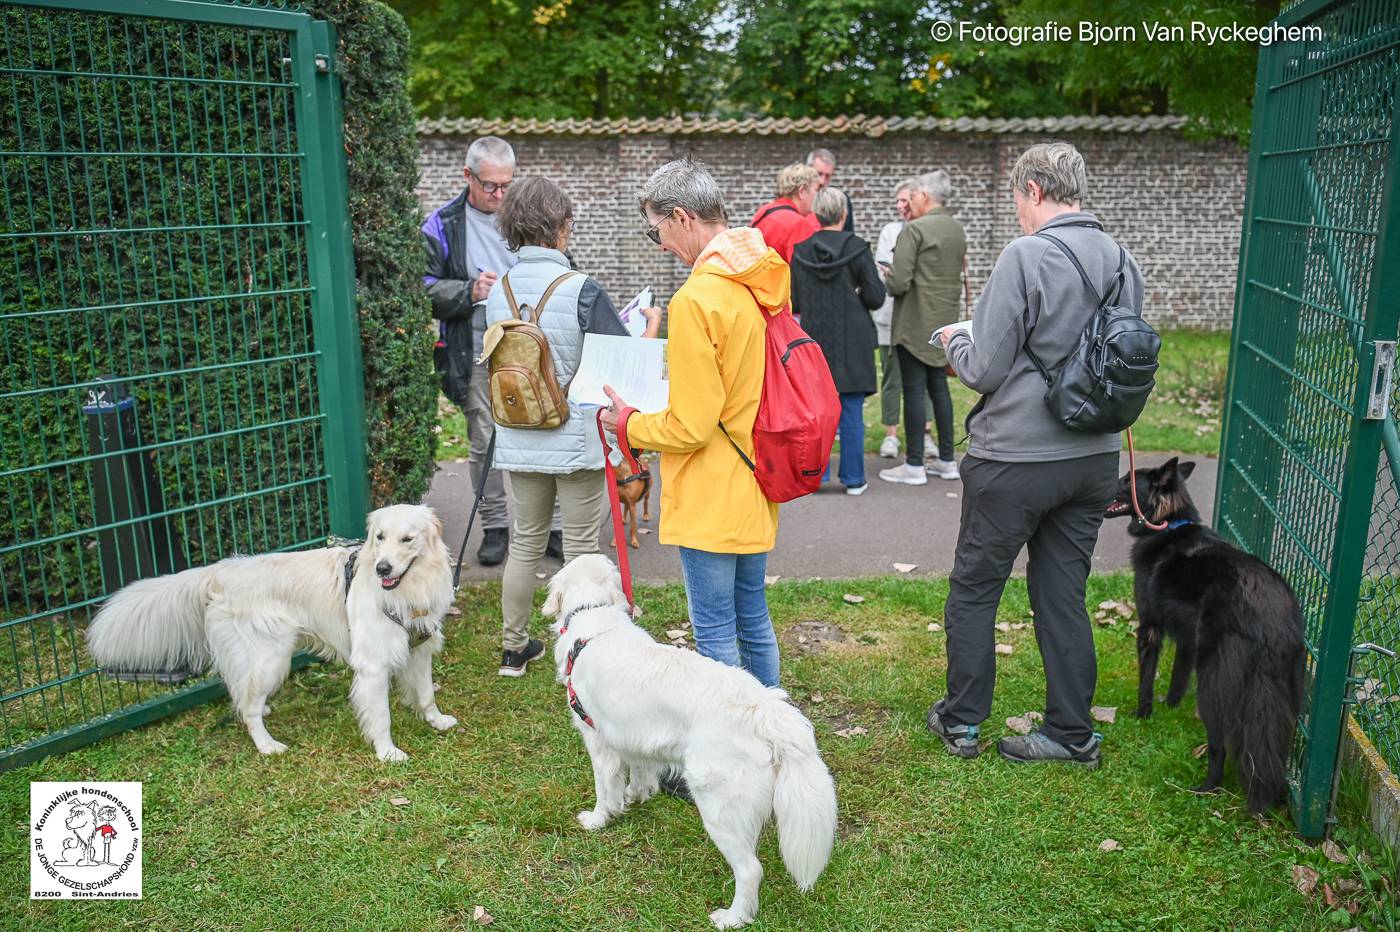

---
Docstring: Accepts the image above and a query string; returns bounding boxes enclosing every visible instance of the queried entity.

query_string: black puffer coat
[790,230,886,394]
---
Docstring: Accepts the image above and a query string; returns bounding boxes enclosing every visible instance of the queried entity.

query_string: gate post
[295,19,370,538]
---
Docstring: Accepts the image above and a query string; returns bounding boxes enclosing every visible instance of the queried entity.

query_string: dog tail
[761,699,838,890]
[87,566,217,674]
[1239,639,1305,814]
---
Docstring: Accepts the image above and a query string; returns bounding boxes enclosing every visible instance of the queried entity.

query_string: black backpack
[1023,230,1160,433]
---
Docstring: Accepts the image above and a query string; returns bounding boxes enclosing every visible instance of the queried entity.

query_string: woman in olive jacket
[791,186,886,493]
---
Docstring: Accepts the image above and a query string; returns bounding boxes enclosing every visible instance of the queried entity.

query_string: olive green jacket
[887,207,967,367]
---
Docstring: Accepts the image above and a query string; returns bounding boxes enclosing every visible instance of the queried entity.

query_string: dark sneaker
[499,638,545,677]
[659,771,694,804]
[926,707,980,758]
[478,527,509,566]
[545,529,564,561]
[997,731,1102,769]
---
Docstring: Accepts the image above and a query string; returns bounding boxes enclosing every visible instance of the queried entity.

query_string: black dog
[1105,457,1305,813]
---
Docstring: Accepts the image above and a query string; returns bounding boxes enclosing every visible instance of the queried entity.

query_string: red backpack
[719,307,840,503]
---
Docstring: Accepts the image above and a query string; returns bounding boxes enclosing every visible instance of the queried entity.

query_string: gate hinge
[1366,340,1396,420]
[314,54,331,74]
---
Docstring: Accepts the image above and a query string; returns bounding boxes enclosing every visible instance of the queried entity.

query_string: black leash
[452,429,496,590]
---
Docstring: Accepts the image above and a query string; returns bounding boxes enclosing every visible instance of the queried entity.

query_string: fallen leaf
[665,629,687,639]
[446,606,462,617]
[1115,602,1134,618]
[764,575,780,585]
[1091,706,1117,724]
[994,643,1013,655]
[638,527,652,535]
[1099,839,1122,852]
[1294,864,1321,897]
[1098,600,1117,610]
[834,725,868,738]
[1322,838,1349,864]
[926,622,942,632]
[1193,743,1209,759]
[535,572,547,580]
[995,622,1011,632]
[390,796,411,807]
[945,492,958,498]
[893,563,918,573]
[1333,879,1364,896]
[1011,622,1029,630]
[1026,711,1044,722]
[843,594,866,604]
[810,691,824,704]
[473,905,495,925]
[1322,882,1339,908]
[1005,715,1034,735]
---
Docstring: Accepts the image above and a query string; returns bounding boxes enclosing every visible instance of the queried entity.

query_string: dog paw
[708,908,753,929]
[1190,782,1222,796]
[377,745,409,763]
[427,713,458,732]
[624,783,658,805]
[255,739,288,756]
[576,810,609,831]
[1133,706,1153,719]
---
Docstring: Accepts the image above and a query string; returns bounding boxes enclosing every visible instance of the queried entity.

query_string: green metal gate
[1217,0,1400,837]
[0,0,368,770]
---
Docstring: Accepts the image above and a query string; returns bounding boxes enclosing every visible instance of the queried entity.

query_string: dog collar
[617,470,651,485]
[565,638,594,727]
[559,601,613,633]
[1166,519,1195,530]
[384,606,437,648]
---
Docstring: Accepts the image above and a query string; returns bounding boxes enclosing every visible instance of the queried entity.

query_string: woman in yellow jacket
[602,158,784,689]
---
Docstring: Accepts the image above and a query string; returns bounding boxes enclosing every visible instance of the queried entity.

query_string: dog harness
[565,638,594,728]
[341,546,436,648]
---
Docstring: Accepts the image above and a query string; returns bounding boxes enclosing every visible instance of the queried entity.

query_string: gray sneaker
[926,707,980,758]
[997,731,1102,769]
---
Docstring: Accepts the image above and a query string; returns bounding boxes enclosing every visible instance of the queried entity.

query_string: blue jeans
[829,392,867,486]
[678,547,780,687]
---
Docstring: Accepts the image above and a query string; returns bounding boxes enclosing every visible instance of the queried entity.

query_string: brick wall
[415,128,1246,329]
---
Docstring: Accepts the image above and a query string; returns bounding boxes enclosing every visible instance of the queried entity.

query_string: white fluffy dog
[543,554,838,929]
[86,504,457,761]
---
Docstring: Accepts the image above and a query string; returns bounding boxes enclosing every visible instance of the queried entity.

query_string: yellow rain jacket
[625,227,787,553]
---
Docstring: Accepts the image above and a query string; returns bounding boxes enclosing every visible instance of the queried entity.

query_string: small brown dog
[611,449,652,549]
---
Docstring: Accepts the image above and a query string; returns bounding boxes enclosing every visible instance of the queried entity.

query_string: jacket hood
[792,230,864,280]
[694,226,790,314]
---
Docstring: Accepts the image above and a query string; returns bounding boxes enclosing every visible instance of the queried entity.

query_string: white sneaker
[934,458,960,481]
[878,463,928,486]
[878,435,899,458]
[845,482,869,496]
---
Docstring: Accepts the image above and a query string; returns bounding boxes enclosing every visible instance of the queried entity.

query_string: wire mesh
[1216,0,1400,825]
[0,3,334,761]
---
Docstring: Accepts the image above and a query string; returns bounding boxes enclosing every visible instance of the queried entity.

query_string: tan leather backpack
[477,270,581,430]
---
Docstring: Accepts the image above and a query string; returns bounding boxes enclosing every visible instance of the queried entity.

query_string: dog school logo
[30,782,142,899]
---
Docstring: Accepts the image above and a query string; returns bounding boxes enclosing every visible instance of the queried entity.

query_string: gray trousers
[463,346,509,530]
[935,451,1118,745]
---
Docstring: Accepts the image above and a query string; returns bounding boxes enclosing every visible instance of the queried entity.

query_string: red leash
[1125,427,1167,531]
[596,409,642,607]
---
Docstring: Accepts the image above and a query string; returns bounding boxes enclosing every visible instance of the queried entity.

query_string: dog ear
[427,509,444,546]
[1157,456,1179,476]
[1177,460,1196,481]
[542,582,562,618]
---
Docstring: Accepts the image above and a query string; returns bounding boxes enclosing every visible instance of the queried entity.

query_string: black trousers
[935,451,1119,745]
[896,345,954,465]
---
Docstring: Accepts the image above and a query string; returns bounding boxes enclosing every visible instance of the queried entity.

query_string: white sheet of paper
[930,320,973,344]
[616,287,653,338]
[568,333,670,413]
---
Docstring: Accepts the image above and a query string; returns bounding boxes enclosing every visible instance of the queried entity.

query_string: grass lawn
[435,329,1230,462]
[5,576,1394,930]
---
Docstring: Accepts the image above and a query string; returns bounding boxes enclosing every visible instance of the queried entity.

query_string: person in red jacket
[750,163,821,264]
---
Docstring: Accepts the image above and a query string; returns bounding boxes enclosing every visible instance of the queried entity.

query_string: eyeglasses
[644,212,672,245]
[470,171,512,195]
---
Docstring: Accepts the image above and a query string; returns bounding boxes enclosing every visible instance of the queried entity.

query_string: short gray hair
[912,169,952,204]
[894,178,917,196]
[638,157,728,224]
[1009,142,1086,204]
[813,187,846,226]
[806,147,836,168]
[465,136,516,174]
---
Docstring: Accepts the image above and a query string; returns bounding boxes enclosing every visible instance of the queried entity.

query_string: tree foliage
[391,0,1280,139]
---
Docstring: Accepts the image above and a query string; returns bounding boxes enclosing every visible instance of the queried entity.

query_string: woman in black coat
[791,186,886,494]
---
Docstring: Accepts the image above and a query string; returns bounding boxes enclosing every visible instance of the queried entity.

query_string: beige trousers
[501,469,607,651]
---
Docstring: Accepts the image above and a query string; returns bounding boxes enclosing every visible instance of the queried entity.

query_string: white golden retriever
[87,504,456,761]
[543,554,838,929]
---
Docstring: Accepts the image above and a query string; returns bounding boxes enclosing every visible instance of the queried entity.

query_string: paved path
[425,451,1217,583]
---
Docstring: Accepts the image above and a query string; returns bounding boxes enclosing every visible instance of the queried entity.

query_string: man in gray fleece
[925,141,1145,768]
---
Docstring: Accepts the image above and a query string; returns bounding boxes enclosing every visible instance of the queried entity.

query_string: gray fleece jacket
[946,211,1145,463]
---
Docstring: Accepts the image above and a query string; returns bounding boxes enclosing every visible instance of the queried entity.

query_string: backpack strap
[756,203,798,225]
[1020,231,1127,385]
[501,270,582,324]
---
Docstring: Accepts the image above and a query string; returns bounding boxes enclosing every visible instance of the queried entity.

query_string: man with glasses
[423,136,551,566]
